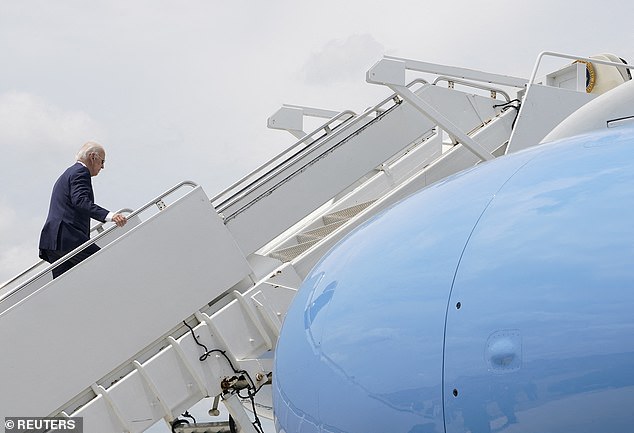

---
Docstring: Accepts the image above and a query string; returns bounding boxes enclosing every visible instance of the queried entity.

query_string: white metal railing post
[367,57,494,162]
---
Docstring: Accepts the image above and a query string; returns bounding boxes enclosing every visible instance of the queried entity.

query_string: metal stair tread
[271,199,378,260]
[269,239,320,262]
[296,220,346,243]
[322,200,376,224]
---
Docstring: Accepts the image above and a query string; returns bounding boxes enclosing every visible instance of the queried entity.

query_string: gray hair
[76,141,104,162]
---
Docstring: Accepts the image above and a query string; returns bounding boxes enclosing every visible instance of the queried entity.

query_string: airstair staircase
[2,52,627,433]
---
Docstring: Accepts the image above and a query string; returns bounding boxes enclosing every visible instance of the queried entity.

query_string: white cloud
[0,202,41,284]
[0,204,18,240]
[0,91,105,154]
[302,34,386,85]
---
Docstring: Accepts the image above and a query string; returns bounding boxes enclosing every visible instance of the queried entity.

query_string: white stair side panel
[251,262,303,293]
[73,357,194,433]
[218,114,373,217]
[0,186,252,419]
[507,83,594,153]
[99,372,162,433]
[68,281,296,431]
[71,326,239,431]
[246,253,284,283]
[98,331,230,428]
[73,396,127,433]
[166,324,238,399]
[211,296,273,360]
[387,131,443,184]
[224,99,436,256]
[250,283,298,333]
[252,279,300,311]
[226,86,503,257]
[134,342,208,415]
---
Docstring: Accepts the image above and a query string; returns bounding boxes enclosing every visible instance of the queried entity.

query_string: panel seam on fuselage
[440,154,538,433]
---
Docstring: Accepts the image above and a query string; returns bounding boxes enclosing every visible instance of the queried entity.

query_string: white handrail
[213,78,429,214]
[529,51,634,85]
[384,55,528,88]
[0,181,198,305]
[211,110,356,208]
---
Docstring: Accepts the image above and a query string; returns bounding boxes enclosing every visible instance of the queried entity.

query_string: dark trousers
[41,244,101,279]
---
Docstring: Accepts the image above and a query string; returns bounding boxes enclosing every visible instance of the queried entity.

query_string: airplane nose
[273,148,533,433]
[274,127,634,433]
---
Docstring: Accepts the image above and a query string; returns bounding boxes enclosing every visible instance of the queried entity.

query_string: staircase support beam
[390,84,494,162]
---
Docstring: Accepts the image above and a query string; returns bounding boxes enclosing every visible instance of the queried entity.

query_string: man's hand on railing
[112,213,128,227]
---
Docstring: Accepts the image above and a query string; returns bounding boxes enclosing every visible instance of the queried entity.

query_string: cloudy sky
[1,1,633,283]
[1,0,633,429]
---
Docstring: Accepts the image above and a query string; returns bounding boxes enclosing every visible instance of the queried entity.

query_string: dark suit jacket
[39,162,109,257]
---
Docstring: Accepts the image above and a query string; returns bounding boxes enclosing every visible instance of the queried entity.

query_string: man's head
[76,141,106,176]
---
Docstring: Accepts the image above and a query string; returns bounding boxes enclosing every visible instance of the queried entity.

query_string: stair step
[296,220,346,243]
[322,200,376,224]
[269,239,320,262]
[173,421,231,433]
[269,200,377,263]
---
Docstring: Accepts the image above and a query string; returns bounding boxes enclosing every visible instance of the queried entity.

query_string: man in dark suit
[39,142,127,278]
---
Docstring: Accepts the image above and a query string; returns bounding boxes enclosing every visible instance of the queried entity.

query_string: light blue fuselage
[273,127,634,433]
